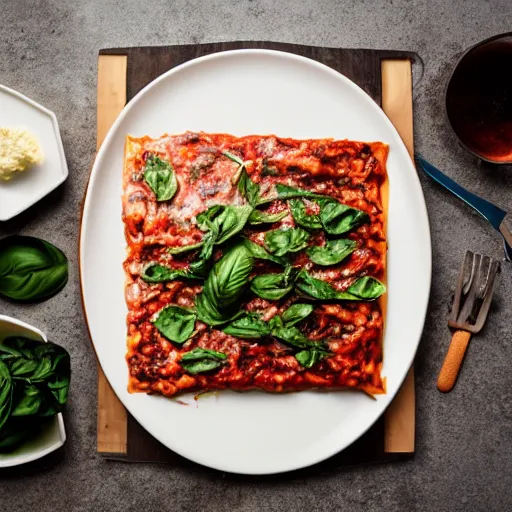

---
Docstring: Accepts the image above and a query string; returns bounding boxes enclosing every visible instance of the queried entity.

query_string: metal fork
[437,251,501,392]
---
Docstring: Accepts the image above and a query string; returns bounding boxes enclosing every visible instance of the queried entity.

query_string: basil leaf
[180,347,227,375]
[296,272,386,301]
[11,385,42,416]
[197,205,253,248]
[264,227,310,257]
[295,349,328,368]
[238,169,260,207]
[248,210,287,225]
[0,337,70,428]
[143,154,178,202]
[196,243,254,326]
[215,205,253,245]
[281,303,314,326]
[152,305,196,344]
[257,184,325,206]
[181,360,222,374]
[141,262,207,283]
[224,151,252,184]
[275,184,325,200]
[243,239,286,266]
[181,347,227,362]
[345,276,387,300]
[318,199,369,235]
[167,242,204,255]
[306,239,357,266]
[0,361,12,431]
[271,325,324,350]
[223,313,271,339]
[288,199,322,230]
[0,236,68,302]
[250,266,298,300]
[223,151,245,166]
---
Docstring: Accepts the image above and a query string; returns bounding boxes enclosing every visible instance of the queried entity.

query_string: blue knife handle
[415,155,506,231]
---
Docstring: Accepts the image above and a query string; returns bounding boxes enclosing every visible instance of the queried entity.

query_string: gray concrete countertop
[1,1,512,510]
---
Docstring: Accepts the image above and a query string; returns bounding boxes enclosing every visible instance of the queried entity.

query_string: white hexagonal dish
[0,85,69,221]
[0,315,66,467]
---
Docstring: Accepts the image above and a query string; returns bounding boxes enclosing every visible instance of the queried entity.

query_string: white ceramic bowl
[0,85,69,221]
[0,315,66,468]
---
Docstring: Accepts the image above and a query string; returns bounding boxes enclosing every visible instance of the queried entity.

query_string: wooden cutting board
[92,42,417,468]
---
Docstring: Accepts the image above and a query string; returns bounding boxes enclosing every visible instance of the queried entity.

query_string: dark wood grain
[99,41,416,469]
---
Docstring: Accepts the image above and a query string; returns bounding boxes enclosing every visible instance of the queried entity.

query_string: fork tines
[448,251,501,333]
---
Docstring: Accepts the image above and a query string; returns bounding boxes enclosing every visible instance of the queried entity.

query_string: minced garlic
[0,127,44,181]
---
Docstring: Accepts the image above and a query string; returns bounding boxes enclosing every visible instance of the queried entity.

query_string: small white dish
[0,315,66,468]
[0,85,69,221]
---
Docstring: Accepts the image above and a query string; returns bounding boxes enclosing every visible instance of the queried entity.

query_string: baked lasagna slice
[122,132,388,397]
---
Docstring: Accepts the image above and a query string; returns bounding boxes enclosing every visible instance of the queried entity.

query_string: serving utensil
[437,251,500,392]
[416,156,512,261]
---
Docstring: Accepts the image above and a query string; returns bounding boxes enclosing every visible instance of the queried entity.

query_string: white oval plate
[80,50,431,475]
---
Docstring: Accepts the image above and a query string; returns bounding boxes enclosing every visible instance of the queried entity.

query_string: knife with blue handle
[415,155,512,261]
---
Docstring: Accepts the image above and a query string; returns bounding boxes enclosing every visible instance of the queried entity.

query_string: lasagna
[122,132,388,397]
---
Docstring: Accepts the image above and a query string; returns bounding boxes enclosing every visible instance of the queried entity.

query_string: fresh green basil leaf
[318,199,369,235]
[196,205,253,248]
[345,276,387,300]
[268,314,284,331]
[143,154,178,201]
[223,313,271,339]
[196,243,254,326]
[243,239,286,266]
[264,227,310,257]
[295,349,328,368]
[180,347,227,362]
[0,361,12,430]
[195,292,238,326]
[281,303,314,326]
[238,169,260,207]
[196,205,224,231]
[215,205,253,245]
[9,358,39,378]
[181,359,222,374]
[0,337,70,424]
[271,325,324,350]
[180,347,227,374]
[223,151,244,166]
[250,266,298,300]
[296,272,385,301]
[257,184,325,206]
[47,374,70,406]
[152,305,196,344]
[288,199,322,230]
[167,241,205,255]
[306,239,357,266]
[0,236,68,302]
[10,385,42,416]
[248,210,288,225]
[224,151,252,184]
[141,262,206,283]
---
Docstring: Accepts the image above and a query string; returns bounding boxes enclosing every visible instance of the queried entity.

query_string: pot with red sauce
[446,33,512,164]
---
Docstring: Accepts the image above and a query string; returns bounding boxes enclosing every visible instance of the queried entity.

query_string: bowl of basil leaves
[0,314,70,467]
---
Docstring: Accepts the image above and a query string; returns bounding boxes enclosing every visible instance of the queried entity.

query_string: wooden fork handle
[437,330,471,392]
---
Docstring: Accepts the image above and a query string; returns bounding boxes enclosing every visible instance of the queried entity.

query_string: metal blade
[415,155,506,231]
